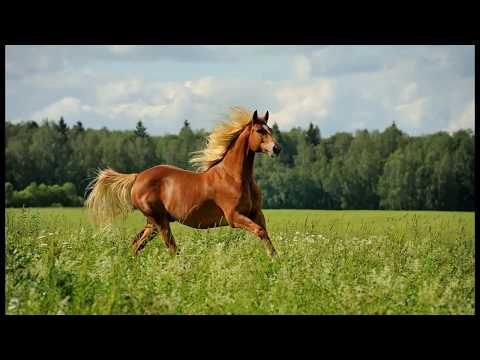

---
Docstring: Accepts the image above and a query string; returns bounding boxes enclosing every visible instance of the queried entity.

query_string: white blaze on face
[262,124,272,134]
[259,123,275,156]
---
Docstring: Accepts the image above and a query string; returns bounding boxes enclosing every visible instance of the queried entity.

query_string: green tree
[135,121,148,138]
[56,116,67,130]
[72,121,85,134]
[340,130,382,209]
[5,182,14,206]
[451,130,475,210]
[305,122,321,146]
[379,122,403,155]
[4,118,474,211]
[271,123,295,166]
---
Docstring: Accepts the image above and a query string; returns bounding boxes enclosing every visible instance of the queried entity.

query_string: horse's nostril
[273,144,281,154]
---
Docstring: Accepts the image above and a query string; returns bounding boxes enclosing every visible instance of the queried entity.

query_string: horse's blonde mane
[190,107,252,172]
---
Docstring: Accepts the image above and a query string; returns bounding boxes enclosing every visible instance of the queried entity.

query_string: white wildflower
[8,298,19,311]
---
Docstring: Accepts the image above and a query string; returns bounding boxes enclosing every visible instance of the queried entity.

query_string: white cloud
[5,45,475,137]
[96,79,144,105]
[292,55,311,80]
[184,77,215,97]
[447,100,475,133]
[400,82,418,103]
[27,75,331,133]
[395,97,430,129]
[108,102,167,119]
[32,97,87,121]
[274,80,335,128]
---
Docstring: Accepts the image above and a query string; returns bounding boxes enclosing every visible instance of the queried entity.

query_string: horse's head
[249,110,281,157]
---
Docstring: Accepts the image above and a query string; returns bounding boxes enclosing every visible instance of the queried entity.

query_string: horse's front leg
[251,209,277,257]
[226,210,277,257]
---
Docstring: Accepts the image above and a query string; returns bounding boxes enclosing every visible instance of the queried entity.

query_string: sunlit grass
[5,208,475,314]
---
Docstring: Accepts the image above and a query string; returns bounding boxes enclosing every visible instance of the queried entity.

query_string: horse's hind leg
[132,219,151,246]
[132,228,145,245]
[132,221,158,255]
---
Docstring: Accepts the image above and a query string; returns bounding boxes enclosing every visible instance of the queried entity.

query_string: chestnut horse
[85,108,281,257]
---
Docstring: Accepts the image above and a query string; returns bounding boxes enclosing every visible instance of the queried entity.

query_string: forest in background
[5,117,475,210]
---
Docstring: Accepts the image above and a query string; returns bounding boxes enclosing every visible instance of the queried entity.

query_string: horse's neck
[220,126,255,182]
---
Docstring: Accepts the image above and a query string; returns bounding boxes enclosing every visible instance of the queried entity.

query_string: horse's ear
[265,111,269,123]
[252,110,259,123]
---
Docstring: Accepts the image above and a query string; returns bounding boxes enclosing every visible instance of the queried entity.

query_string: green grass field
[5,208,475,315]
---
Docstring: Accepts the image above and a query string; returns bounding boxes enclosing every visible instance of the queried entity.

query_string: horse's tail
[85,168,138,226]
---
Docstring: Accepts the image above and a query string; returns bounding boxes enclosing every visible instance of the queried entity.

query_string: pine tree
[178,119,196,169]
[72,121,84,133]
[135,121,148,138]
[26,121,39,130]
[56,116,68,136]
[179,119,193,138]
[305,122,321,146]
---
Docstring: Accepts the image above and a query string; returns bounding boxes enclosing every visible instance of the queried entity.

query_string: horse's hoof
[133,244,143,256]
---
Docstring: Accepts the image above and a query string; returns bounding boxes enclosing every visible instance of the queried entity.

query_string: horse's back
[141,164,195,176]
[135,164,199,187]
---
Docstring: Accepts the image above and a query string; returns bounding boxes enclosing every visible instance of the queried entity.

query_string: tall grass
[5,208,475,314]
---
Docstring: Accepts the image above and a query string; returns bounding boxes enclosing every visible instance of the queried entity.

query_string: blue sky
[5,45,475,136]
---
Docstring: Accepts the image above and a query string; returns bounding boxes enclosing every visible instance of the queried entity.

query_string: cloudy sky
[5,45,475,136]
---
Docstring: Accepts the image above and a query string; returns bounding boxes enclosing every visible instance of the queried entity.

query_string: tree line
[5,117,475,210]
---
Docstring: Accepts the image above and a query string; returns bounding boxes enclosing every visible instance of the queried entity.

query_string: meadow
[5,208,475,315]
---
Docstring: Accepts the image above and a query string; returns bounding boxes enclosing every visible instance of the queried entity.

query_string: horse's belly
[178,200,228,229]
